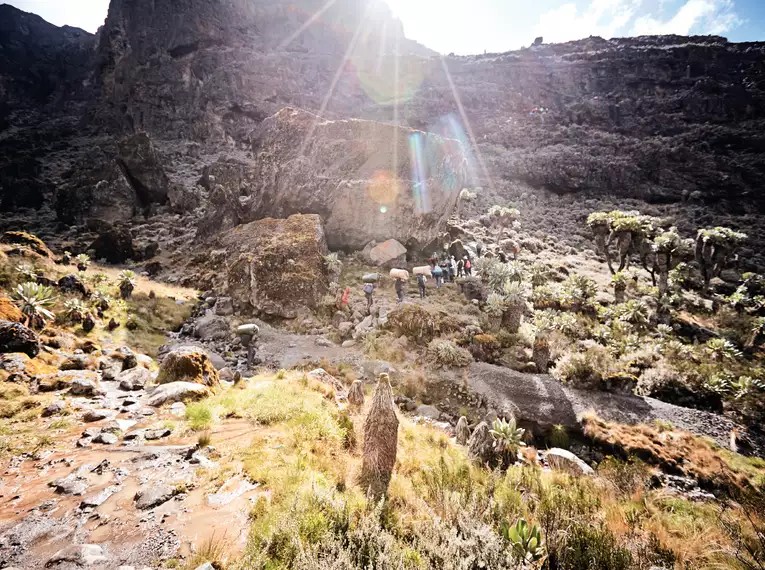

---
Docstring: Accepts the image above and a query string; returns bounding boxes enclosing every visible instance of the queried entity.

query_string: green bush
[426,339,473,368]
[555,524,632,570]
[387,304,437,343]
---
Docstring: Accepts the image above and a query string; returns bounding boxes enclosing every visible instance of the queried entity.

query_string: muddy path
[0,406,262,569]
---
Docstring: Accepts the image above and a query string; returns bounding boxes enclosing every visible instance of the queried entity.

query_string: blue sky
[6,0,765,54]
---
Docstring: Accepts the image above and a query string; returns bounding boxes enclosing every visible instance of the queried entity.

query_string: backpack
[465,260,471,269]
[363,283,374,295]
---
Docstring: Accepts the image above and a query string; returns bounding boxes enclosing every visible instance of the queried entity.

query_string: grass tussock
[583,414,763,493]
[172,371,763,570]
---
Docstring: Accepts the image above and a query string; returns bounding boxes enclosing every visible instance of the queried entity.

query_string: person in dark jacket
[363,282,375,312]
[395,278,405,303]
[457,258,464,277]
[417,274,426,298]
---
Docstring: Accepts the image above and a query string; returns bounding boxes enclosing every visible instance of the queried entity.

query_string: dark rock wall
[1,1,764,236]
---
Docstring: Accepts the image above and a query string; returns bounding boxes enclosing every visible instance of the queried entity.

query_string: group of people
[360,241,524,307]
[416,255,472,298]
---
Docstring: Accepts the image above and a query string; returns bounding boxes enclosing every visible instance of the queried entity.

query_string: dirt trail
[0,408,262,569]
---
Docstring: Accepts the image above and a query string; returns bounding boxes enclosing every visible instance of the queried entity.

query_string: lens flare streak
[409,133,430,214]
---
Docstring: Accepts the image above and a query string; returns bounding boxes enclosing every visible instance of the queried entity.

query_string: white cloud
[531,0,643,44]
[631,0,742,36]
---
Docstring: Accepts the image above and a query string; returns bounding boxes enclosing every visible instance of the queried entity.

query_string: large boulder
[157,346,220,387]
[55,146,139,225]
[55,133,170,225]
[0,320,40,358]
[147,382,211,406]
[367,239,407,268]
[1,231,53,258]
[38,370,103,395]
[116,132,170,205]
[546,448,594,476]
[193,313,230,341]
[198,108,467,250]
[89,224,135,263]
[219,214,330,318]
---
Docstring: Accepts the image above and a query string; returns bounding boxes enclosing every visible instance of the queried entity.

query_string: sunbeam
[438,55,495,192]
[393,24,400,188]
[277,0,339,51]
[297,1,374,159]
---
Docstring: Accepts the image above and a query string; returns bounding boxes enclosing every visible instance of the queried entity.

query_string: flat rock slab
[147,381,211,407]
[93,433,118,445]
[46,544,107,566]
[80,486,120,509]
[206,476,258,506]
[144,428,172,441]
[82,409,113,422]
[51,476,88,496]
[546,448,594,476]
[463,362,746,449]
[134,484,177,510]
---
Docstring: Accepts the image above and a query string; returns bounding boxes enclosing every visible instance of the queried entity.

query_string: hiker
[417,273,426,298]
[513,244,519,260]
[498,250,507,263]
[432,263,443,288]
[449,256,457,282]
[457,257,464,277]
[363,281,375,312]
[395,278,405,303]
[464,257,472,276]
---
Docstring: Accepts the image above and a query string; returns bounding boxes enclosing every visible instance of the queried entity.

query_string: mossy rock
[157,347,220,388]
[0,298,23,323]
[1,231,53,258]
[0,320,41,358]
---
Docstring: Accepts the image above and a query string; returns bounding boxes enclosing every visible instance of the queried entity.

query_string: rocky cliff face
[198,107,467,250]
[1,1,764,251]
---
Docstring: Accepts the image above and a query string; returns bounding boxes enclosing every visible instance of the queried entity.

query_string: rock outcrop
[198,108,467,250]
[219,214,330,318]
[2,1,765,253]
[157,346,220,388]
[0,321,41,358]
[366,239,408,268]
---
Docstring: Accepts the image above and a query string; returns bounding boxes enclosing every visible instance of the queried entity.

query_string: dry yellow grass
[582,414,758,494]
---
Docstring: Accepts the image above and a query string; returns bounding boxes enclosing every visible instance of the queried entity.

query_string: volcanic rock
[157,346,220,387]
[198,108,466,250]
[0,320,40,357]
[219,214,330,318]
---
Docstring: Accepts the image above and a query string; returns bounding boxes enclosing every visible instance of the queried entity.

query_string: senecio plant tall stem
[360,373,399,499]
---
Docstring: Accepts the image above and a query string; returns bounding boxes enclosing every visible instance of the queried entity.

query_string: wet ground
[0,381,263,569]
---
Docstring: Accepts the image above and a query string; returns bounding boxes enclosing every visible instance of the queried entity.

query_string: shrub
[426,339,472,368]
[62,299,87,323]
[551,347,615,390]
[387,304,437,343]
[185,401,214,431]
[334,410,356,450]
[597,456,651,497]
[118,270,137,299]
[610,299,650,329]
[468,333,503,363]
[502,518,545,564]
[490,417,525,465]
[13,282,56,328]
[75,253,90,271]
[703,338,743,362]
[547,424,569,449]
[15,263,37,282]
[561,274,597,312]
[556,524,633,570]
